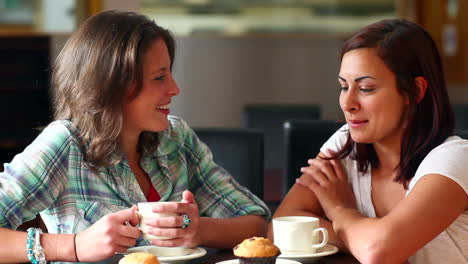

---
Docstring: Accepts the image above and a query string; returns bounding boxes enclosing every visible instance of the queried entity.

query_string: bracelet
[74,234,80,262]
[26,228,47,264]
[34,229,46,264]
[26,228,36,263]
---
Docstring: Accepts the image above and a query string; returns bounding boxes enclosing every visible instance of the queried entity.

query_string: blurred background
[0,0,467,170]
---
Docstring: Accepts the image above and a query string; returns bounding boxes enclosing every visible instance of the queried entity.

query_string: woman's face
[338,48,408,145]
[122,38,180,136]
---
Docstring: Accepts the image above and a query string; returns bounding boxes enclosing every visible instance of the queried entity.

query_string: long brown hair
[52,10,175,169]
[334,19,454,187]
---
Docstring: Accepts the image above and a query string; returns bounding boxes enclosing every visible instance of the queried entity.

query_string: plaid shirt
[0,116,270,239]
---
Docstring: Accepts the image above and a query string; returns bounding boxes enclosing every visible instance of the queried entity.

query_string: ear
[126,82,138,101]
[414,76,428,103]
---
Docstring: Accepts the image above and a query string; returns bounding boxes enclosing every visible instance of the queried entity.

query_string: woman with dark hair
[270,19,467,263]
[0,11,269,263]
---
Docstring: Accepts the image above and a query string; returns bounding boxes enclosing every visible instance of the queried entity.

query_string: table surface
[113,247,360,264]
[185,248,359,264]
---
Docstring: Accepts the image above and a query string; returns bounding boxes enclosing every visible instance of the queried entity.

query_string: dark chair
[455,130,468,139]
[453,104,468,131]
[243,104,320,201]
[17,215,47,232]
[283,119,345,196]
[194,128,264,199]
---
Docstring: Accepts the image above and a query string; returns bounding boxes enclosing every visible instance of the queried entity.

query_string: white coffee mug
[273,216,328,255]
[137,202,179,240]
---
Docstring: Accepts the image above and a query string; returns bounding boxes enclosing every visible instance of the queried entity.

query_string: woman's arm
[142,190,268,249]
[0,207,140,263]
[0,228,76,263]
[268,126,350,247]
[331,174,467,264]
[267,177,347,250]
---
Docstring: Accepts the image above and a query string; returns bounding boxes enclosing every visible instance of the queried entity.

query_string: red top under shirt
[147,184,160,202]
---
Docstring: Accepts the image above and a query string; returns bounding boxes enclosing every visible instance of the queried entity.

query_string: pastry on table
[233,236,281,264]
[119,252,160,264]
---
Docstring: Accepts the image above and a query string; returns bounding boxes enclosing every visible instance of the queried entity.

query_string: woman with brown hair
[0,11,269,263]
[270,19,468,263]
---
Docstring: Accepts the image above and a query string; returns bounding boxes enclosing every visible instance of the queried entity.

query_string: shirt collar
[149,121,183,158]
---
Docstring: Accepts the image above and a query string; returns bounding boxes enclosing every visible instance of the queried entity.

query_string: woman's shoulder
[320,123,349,153]
[425,136,468,158]
[410,136,468,192]
[37,120,78,145]
[13,120,80,164]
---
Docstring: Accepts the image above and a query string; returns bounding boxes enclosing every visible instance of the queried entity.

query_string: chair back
[283,119,344,196]
[194,128,264,199]
[453,104,468,130]
[455,129,468,140]
[243,104,320,201]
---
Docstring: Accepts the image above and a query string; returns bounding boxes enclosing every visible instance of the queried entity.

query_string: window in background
[37,0,76,33]
[0,0,34,33]
[140,0,397,36]
[0,0,98,35]
[0,0,33,25]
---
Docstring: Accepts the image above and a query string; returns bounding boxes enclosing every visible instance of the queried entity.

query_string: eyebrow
[338,75,376,82]
[150,67,168,75]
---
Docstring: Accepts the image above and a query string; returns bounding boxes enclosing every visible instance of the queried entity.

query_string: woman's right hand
[74,205,141,262]
[297,154,356,221]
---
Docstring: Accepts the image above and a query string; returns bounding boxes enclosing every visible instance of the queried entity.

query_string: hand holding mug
[75,206,140,262]
[137,201,180,240]
[139,190,200,248]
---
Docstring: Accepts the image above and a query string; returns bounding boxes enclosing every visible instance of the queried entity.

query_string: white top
[321,125,468,264]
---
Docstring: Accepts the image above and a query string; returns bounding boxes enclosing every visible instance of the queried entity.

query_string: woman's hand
[146,190,201,248]
[75,205,141,262]
[296,151,356,221]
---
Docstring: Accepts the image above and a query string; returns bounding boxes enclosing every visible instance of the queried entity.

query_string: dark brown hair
[52,10,175,169]
[334,19,454,187]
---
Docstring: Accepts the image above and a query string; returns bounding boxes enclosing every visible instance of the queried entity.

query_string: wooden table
[112,248,360,264]
[188,248,360,264]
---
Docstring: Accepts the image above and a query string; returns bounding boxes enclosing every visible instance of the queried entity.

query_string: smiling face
[338,48,408,146]
[122,38,180,137]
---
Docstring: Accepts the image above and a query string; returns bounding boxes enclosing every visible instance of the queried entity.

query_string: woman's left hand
[147,190,201,248]
[296,150,356,221]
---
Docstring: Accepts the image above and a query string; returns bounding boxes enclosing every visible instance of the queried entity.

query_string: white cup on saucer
[273,216,328,255]
[137,202,180,240]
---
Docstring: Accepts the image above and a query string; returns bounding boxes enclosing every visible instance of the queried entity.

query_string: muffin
[119,252,160,264]
[233,237,281,264]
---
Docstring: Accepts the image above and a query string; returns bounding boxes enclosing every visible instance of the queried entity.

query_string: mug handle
[311,227,328,249]
[134,211,143,231]
[135,211,142,220]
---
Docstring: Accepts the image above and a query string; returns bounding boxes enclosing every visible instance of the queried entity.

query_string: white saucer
[126,246,207,264]
[278,244,339,264]
[217,259,301,264]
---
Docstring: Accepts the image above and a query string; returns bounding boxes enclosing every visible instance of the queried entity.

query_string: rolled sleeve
[0,122,70,229]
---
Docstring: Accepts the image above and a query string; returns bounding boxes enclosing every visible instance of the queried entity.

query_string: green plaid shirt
[0,116,270,239]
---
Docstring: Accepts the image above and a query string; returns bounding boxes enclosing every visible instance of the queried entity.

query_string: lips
[156,104,169,110]
[156,103,170,115]
[348,119,368,128]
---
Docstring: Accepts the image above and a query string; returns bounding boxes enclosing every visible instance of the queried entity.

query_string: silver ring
[181,214,191,229]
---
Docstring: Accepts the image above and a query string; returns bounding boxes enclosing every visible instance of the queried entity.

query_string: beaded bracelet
[26,228,35,263]
[26,228,47,264]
